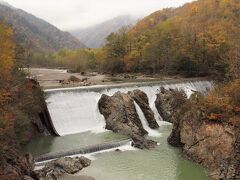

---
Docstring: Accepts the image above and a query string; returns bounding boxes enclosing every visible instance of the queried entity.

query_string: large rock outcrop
[177,107,240,179]
[155,87,240,179]
[155,88,187,146]
[36,156,91,180]
[155,87,187,123]
[128,90,159,129]
[98,91,147,137]
[98,91,157,149]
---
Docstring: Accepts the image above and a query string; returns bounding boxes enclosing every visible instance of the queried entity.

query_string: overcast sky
[3,0,194,30]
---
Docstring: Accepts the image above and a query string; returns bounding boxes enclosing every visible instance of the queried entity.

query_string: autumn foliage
[187,79,240,127]
[0,22,15,81]
[0,22,45,178]
[102,0,240,78]
[203,79,240,126]
[28,0,239,78]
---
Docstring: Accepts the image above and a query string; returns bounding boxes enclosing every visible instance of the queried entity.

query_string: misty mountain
[0,2,86,52]
[71,15,139,48]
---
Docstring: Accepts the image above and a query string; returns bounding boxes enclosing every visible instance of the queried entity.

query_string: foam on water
[134,102,161,137]
[35,141,137,168]
[45,80,212,136]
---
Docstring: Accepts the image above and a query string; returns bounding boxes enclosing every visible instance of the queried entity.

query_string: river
[23,79,212,180]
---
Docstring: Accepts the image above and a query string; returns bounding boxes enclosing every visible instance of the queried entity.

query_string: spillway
[45,79,212,136]
[35,139,131,163]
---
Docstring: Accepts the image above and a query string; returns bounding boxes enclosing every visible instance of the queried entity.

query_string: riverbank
[155,84,240,179]
[26,68,206,89]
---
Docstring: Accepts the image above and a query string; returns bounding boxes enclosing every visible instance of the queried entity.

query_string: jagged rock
[131,135,157,149]
[79,156,91,168]
[155,87,187,123]
[129,90,159,129]
[68,75,81,82]
[98,91,157,149]
[1,153,37,179]
[155,88,240,179]
[155,87,187,146]
[181,117,239,179]
[98,91,147,137]
[167,123,183,147]
[36,156,91,180]
[81,77,89,82]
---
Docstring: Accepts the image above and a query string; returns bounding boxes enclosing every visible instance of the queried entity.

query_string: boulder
[79,156,91,168]
[98,91,147,137]
[129,90,159,129]
[131,135,157,149]
[155,87,187,123]
[68,75,81,82]
[98,91,157,149]
[36,156,91,179]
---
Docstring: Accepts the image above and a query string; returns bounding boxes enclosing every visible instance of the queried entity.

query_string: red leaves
[204,79,240,126]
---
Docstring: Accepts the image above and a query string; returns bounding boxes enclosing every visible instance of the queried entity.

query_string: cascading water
[45,80,212,136]
[134,102,161,137]
[35,139,131,163]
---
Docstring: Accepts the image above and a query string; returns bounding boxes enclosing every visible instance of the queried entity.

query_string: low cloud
[4,0,194,30]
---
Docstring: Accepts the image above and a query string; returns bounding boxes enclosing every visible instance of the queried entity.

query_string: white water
[35,141,137,168]
[134,102,161,137]
[45,80,212,136]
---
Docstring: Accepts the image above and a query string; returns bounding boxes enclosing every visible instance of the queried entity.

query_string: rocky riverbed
[26,68,185,89]
[35,156,92,180]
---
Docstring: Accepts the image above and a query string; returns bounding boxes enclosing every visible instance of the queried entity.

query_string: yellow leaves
[191,4,199,15]
[235,106,240,113]
[0,90,12,106]
[229,116,240,126]
[207,113,219,120]
[220,0,231,8]
[0,22,15,81]
[203,78,240,125]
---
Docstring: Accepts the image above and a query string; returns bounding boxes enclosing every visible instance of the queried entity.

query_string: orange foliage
[0,22,15,82]
[203,79,240,126]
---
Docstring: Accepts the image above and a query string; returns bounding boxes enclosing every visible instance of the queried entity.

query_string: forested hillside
[71,15,138,48]
[0,22,47,178]
[104,0,240,79]
[0,3,86,52]
[31,0,240,81]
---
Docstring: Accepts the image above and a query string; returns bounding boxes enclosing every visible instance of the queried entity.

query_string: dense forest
[30,0,240,81]
[0,22,46,178]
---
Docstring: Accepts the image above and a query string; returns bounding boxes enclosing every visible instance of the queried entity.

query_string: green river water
[23,124,209,180]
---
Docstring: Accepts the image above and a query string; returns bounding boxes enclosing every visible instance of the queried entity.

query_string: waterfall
[134,102,161,137]
[45,79,212,136]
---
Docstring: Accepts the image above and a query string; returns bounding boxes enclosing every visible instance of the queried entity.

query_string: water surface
[23,125,209,180]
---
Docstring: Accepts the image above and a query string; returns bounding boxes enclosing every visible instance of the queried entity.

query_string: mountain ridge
[71,15,139,48]
[0,2,86,52]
